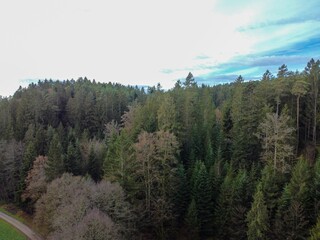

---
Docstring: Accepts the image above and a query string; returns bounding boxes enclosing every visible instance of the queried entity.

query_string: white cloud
[0,0,318,96]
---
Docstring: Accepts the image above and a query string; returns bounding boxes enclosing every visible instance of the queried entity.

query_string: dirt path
[0,212,42,240]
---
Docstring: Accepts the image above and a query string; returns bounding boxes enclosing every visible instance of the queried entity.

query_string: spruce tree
[309,217,320,240]
[88,147,101,182]
[184,198,200,240]
[45,133,65,181]
[174,164,189,224]
[275,159,312,239]
[246,184,269,240]
[195,162,213,237]
[314,158,320,219]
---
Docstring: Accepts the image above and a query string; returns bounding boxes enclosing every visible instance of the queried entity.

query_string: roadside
[0,211,42,240]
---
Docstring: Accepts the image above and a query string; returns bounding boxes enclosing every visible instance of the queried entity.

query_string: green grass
[0,205,30,226]
[0,219,27,240]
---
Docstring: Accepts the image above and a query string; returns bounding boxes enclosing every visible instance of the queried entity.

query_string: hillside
[0,60,320,239]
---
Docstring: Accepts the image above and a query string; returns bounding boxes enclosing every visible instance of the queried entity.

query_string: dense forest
[0,59,320,239]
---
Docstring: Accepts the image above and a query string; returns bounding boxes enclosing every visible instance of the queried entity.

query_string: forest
[0,58,320,240]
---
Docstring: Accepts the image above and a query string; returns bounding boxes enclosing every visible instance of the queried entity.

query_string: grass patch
[0,204,45,238]
[0,219,27,240]
[0,205,27,225]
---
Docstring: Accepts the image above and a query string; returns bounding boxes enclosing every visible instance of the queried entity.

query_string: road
[0,211,42,240]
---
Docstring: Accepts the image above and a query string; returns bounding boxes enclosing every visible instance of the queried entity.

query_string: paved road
[0,211,42,240]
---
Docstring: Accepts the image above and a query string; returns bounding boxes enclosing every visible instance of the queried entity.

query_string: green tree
[174,164,189,224]
[183,72,197,88]
[262,70,273,81]
[276,159,313,239]
[157,94,178,133]
[305,59,320,150]
[259,165,286,237]
[291,74,309,154]
[184,198,200,240]
[65,139,82,175]
[19,141,37,196]
[309,217,320,240]
[88,147,101,182]
[315,158,320,218]
[45,133,65,181]
[192,161,213,237]
[246,184,269,240]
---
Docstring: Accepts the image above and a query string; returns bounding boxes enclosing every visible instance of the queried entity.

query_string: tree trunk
[296,95,300,155]
[313,79,318,146]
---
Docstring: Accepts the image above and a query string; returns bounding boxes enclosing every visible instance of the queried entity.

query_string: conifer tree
[276,159,312,239]
[174,164,189,224]
[194,161,213,237]
[88,147,101,182]
[45,133,65,181]
[184,198,200,240]
[309,217,320,240]
[246,184,269,240]
[314,158,320,218]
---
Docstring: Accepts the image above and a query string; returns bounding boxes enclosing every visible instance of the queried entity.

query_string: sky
[0,0,319,96]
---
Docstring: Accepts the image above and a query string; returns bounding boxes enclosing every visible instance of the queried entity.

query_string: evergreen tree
[315,158,320,219]
[174,164,189,224]
[45,133,65,181]
[214,164,234,238]
[184,198,200,240]
[291,74,309,154]
[246,184,269,240]
[260,165,286,238]
[88,147,101,182]
[18,141,37,199]
[275,159,313,239]
[194,161,213,237]
[309,217,320,240]
[183,72,197,88]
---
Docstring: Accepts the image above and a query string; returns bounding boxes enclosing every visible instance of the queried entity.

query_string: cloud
[0,0,319,96]
[194,34,320,86]
[238,16,320,32]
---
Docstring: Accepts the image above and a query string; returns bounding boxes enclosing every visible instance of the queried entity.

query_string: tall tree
[133,130,179,238]
[262,70,273,81]
[291,74,309,154]
[184,198,200,240]
[276,159,313,239]
[88,147,101,182]
[246,184,269,240]
[21,156,47,204]
[191,161,213,237]
[256,109,295,172]
[305,59,320,157]
[183,72,197,88]
[309,217,320,240]
[45,133,65,181]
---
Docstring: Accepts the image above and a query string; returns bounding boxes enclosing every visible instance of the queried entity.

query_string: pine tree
[195,161,213,237]
[291,74,309,154]
[184,198,200,240]
[315,158,320,219]
[214,165,234,238]
[16,141,37,203]
[88,147,101,182]
[259,165,286,237]
[275,159,312,239]
[45,133,65,181]
[246,184,269,240]
[174,164,189,224]
[309,217,320,240]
